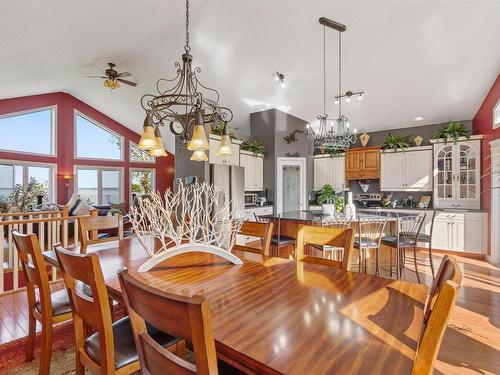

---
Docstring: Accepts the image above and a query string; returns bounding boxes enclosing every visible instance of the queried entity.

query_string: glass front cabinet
[433,137,481,209]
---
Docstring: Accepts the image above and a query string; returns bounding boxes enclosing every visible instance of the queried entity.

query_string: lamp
[216,122,233,156]
[148,127,168,157]
[138,112,157,150]
[190,150,208,161]
[187,111,209,151]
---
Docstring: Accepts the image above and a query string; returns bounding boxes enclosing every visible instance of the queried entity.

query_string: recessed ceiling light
[415,117,424,121]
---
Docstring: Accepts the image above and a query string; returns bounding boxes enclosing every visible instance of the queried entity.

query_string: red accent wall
[0,92,174,207]
[472,74,500,256]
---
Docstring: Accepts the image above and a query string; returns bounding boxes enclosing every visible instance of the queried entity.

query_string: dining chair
[413,255,462,375]
[295,225,355,270]
[254,213,296,258]
[118,268,241,375]
[233,220,274,256]
[12,231,73,375]
[318,215,353,260]
[78,214,124,248]
[353,213,388,276]
[381,214,426,283]
[54,244,178,375]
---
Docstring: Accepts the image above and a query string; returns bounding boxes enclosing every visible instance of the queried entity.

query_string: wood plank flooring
[0,252,498,374]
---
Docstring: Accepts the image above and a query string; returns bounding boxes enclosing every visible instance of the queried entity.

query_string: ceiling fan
[85,63,137,90]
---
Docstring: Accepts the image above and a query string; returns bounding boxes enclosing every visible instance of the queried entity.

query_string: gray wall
[174,137,209,184]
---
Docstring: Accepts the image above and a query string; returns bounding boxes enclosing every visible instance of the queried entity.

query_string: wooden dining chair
[12,231,73,375]
[296,225,355,270]
[54,244,178,375]
[413,255,462,375]
[79,214,124,248]
[233,221,273,256]
[118,268,224,375]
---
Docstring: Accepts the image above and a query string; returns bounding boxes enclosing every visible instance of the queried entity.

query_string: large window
[76,167,123,205]
[0,161,55,211]
[130,169,155,203]
[75,112,123,160]
[0,107,55,156]
[129,142,154,163]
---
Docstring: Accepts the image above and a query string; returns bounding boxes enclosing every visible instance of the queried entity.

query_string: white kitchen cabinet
[432,137,482,209]
[208,136,240,166]
[313,155,345,192]
[380,148,432,191]
[240,151,264,191]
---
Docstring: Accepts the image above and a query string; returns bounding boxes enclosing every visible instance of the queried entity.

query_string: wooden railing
[0,207,98,293]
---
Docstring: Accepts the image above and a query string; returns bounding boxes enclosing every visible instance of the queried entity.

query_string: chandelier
[307,17,358,152]
[138,0,233,160]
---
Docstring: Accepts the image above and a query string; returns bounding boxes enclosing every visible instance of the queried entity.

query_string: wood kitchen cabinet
[346,147,380,179]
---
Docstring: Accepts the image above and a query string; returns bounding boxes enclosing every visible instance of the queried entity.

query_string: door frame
[489,139,500,263]
[276,157,307,215]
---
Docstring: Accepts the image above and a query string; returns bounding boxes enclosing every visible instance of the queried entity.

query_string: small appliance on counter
[245,193,259,207]
[258,197,267,206]
[353,193,382,208]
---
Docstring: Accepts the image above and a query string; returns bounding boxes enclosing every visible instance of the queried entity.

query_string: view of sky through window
[76,114,122,160]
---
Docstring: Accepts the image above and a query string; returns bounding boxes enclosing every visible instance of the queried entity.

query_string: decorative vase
[360,133,370,147]
[414,136,423,147]
[345,192,356,219]
[322,203,336,216]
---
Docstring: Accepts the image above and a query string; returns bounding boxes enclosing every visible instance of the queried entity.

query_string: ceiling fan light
[190,150,208,161]
[187,124,209,151]
[138,113,157,150]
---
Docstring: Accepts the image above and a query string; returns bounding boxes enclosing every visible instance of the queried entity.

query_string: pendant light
[187,111,209,151]
[216,121,233,156]
[148,127,168,157]
[190,150,208,161]
[138,112,157,150]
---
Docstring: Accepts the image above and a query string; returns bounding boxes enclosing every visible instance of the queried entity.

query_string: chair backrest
[233,221,273,256]
[118,268,218,375]
[356,214,388,247]
[54,244,115,373]
[397,214,426,247]
[413,255,462,375]
[321,215,353,229]
[253,212,269,224]
[79,214,124,247]
[296,225,354,270]
[12,231,52,315]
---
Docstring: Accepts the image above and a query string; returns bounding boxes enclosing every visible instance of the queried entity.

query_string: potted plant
[317,184,337,215]
[382,133,411,153]
[241,138,266,156]
[431,121,470,144]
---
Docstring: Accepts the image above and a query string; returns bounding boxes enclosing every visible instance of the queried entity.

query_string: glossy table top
[44,237,427,374]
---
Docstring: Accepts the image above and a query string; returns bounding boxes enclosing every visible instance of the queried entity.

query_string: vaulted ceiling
[1,0,499,152]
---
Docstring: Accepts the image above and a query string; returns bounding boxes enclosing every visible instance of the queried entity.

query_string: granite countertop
[245,204,273,209]
[358,207,487,213]
[263,210,399,222]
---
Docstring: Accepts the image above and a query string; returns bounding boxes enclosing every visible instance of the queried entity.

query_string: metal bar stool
[415,210,437,279]
[319,215,353,261]
[354,213,388,276]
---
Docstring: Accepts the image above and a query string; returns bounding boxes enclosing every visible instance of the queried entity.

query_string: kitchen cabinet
[313,155,345,191]
[346,147,380,179]
[240,151,264,191]
[208,136,240,166]
[380,147,432,191]
[432,137,481,209]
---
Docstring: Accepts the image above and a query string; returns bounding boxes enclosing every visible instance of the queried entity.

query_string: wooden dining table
[43,236,427,375]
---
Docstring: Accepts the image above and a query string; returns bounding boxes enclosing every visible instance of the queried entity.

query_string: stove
[353,193,382,208]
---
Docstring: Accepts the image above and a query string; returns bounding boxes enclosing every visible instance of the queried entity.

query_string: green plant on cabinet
[241,138,266,156]
[431,121,470,144]
[382,133,412,153]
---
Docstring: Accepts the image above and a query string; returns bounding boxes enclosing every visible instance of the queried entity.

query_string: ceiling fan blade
[117,72,132,78]
[84,75,107,79]
[117,78,137,86]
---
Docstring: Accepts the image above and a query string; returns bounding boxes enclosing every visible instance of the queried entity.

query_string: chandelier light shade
[148,127,168,157]
[139,0,233,160]
[216,122,233,156]
[138,113,157,150]
[190,150,208,161]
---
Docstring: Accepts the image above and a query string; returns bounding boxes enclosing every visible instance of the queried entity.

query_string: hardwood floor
[0,252,498,374]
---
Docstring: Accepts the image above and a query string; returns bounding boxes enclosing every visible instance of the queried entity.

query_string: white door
[277,157,306,214]
[491,140,500,262]
[313,157,330,190]
[405,150,432,191]
[330,156,345,192]
[380,152,405,191]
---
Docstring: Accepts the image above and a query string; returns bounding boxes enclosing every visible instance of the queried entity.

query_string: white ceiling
[1,0,499,152]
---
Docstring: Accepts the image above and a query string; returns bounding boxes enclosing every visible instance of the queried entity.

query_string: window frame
[74,165,124,205]
[129,141,155,163]
[0,105,57,157]
[494,99,500,130]
[0,159,57,203]
[74,110,124,161]
[129,167,156,205]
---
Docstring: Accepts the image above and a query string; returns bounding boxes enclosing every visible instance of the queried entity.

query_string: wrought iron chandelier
[138,0,233,160]
[307,17,357,152]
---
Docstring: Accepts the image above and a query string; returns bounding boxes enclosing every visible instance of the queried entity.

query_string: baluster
[47,213,52,252]
[74,218,79,246]
[8,216,13,268]
[27,214,33,234]
[12,222,19,290]
[0,221,4,293]
[39,219,45,252]
[62,207,69,247]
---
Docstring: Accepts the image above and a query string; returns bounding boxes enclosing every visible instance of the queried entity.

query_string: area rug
[0,322,76,375]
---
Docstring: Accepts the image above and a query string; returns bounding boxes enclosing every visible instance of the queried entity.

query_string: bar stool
[416,210,437,279]
[255,213,296,258]
[319,215,353,261]
[354,213,388,276]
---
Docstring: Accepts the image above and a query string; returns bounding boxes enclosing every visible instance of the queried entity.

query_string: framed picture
[419,195,432,209]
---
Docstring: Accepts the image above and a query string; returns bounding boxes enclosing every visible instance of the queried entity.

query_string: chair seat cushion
[84,316,178,370]
[271,234,295,246]
[36,289,72,317]
[354,237,379,249]
[381,236,417,248]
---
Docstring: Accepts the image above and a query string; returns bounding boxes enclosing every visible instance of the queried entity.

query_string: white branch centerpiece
[129,182,244,272]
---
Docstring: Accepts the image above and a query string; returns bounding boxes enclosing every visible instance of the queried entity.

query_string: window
[130,142,154,163]
[76,167,123,205]
[0,161,55,210]
[130,169,155,203]
[0,107,55,155]
[494,100,500,129]
[75,112,123,160]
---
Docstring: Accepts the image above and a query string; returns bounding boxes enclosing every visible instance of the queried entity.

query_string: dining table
[43,236,427,375]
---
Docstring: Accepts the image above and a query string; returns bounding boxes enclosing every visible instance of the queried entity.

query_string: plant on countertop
[317,184,335,205]
[382,133,412,153]
[241,138,266,156]
[431,121,470,144]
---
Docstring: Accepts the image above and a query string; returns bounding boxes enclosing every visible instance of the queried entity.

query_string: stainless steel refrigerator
[209,164,245,219]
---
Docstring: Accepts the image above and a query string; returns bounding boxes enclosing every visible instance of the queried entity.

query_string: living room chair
[78,214,124,249]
